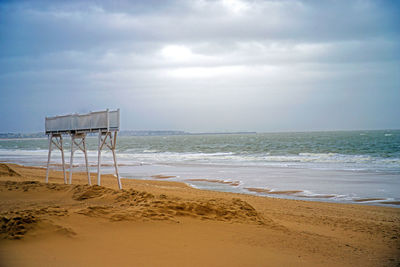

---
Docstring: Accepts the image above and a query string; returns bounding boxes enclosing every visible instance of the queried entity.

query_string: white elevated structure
[45,109,122,189]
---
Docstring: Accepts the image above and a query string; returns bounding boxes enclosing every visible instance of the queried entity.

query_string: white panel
[90,112,108,129]
[77,114,91,130]
[109,110,119,129]
[70,115,78,130]
[45,109,120,133]
[46,116,70,132]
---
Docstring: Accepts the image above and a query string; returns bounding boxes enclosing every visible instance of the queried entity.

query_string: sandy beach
[0,163,399,266]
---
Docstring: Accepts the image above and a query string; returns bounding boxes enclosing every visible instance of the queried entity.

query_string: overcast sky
[0,0,399,133]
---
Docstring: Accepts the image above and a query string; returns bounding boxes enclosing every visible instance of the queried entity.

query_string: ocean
[0,130,399,206]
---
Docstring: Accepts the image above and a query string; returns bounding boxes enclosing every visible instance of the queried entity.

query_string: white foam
[1,148,399,173]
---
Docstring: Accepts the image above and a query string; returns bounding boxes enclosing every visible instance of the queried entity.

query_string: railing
[45,109,119,134]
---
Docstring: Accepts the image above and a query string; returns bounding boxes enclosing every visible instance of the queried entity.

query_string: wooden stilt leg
[112,132,122,189]
[45,135,53,183]
[69,135,74,184]
[97,130,102,186]
[83,135,91,185]
[60,136,67,184]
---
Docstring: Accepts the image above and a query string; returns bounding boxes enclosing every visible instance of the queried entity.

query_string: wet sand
[151,174,177,179]
[0,163,399,266]
[245,187,333,197]
[186,178,241,186]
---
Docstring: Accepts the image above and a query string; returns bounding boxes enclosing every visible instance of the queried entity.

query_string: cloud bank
[0,0,399,132]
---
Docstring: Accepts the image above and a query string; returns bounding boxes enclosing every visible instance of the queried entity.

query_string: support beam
[96,130,122,189]
[97,130,102,186]
[45,133,66,184]
[83,137,91,186]
[45,135,52,183]
[112,132,122,189]
[69,136,74,184]
[69,133,91,185]
[60,136,67,184]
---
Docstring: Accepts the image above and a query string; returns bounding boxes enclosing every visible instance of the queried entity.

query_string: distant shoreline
[0,131,257,139]
[1,129,399,139]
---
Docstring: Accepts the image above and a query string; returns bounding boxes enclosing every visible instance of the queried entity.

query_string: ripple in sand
[378,201,400,205]
[0,164,20,177]
[354,198,400,205]
[245,187,337,199]
[152,175,176,179]
[185,179,240,186]
[245,187,271,194]
[267,190,303,195]
[245,187,310,198]
[245,187,303,196]
[295,194,336,199]
[354,198,386,202]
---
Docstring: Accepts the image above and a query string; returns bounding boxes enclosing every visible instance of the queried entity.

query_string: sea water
[0,130,399,206]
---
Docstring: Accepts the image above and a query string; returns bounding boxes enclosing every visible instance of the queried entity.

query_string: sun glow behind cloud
[221,0,250,14]
[165,65,247,79]
[161,45,195,62]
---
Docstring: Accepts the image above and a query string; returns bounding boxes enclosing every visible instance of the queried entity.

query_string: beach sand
[0,163,399,266]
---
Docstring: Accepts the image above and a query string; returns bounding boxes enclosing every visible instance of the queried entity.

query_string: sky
[0,0,399,133]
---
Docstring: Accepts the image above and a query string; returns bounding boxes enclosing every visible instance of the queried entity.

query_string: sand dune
[0,164,20,177]
[0,163,399,266]
[0,180,265,241]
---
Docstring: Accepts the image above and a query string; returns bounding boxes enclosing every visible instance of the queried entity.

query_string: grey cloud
[2,0,398,56]
[0,0,399,132]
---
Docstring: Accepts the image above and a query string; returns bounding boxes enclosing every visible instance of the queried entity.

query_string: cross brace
[45,133,67,184]
[69,133,91,185]
[97,130,122,189]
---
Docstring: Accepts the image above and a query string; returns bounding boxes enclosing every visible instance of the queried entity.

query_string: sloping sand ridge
[0,163,399,266]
